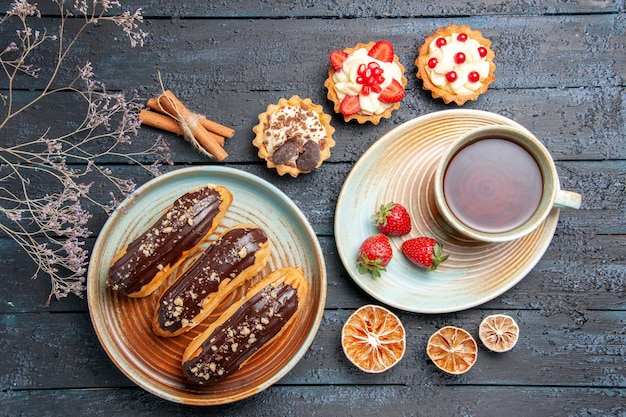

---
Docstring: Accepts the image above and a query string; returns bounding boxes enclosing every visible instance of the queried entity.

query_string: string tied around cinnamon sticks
[139,89,235,161]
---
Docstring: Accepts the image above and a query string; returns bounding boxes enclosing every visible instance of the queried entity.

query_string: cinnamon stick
[139,109,184,136]
[147,98,234,139]
[157,90,228,161]
[199,116,235,139]
[145,99,224,146]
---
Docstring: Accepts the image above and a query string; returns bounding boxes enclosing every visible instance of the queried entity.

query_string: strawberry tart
[252,95,335,178]
[325,40,407,124]
[416,25,496,106]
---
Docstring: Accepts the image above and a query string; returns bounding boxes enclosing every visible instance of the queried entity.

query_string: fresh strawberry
[378,79,405,103]
[357,234,393,278]
[340,95,361,116]
[368,40,394,62]
[330,50,349,71]
[401,237,449,271]
[372,202,411,236]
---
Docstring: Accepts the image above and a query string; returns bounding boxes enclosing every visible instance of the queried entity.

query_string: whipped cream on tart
[325,40,407,124]
[252,95,335,178]
[107,185,232,298]
[152,224,271,338]
[182,267,308,385]
[416,25,496,106]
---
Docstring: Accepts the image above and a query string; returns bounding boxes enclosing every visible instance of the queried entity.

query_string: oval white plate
[335,109,559,313]
[88,166,326,405]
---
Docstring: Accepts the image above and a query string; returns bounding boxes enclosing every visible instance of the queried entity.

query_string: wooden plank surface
[0,0,624,416]
[16,0,623,17]
[2,308,625,389]
[2,386,623,416]
[2,15,624,92]
[1,221,625,313]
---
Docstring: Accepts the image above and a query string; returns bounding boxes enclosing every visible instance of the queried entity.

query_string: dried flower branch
[0,0,171,305]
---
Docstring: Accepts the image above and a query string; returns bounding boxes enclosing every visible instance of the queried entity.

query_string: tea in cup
[433,125,581,242]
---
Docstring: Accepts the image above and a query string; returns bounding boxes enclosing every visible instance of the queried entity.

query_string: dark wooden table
[1,1,625,416]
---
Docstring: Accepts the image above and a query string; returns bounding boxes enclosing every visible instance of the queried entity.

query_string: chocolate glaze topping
[183,281,299,385]
[156,227,268,334]
[107,187,223,295]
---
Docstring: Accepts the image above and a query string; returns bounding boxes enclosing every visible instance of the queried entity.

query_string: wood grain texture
[1,386,623,417]
[0,0,624,415]
[2,309,624,389]
[2,15,624,92]
[3,86,626,162]
[2,0,621,17]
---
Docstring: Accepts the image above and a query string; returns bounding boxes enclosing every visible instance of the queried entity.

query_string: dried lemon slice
[478,314,520,352]
[426,326,478,375]
[341,304,406,373]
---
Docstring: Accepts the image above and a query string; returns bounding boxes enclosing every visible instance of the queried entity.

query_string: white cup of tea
[433,125,581,243]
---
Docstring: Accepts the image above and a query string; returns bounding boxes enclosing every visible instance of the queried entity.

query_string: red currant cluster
[356,62,385,95]
[428,33,487,84]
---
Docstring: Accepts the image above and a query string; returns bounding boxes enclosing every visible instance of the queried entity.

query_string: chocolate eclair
[152,224,271,337]
[182,267,308,385]
[107,185,232,298]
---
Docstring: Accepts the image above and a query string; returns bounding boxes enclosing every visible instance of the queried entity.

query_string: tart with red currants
[416,25,496,106]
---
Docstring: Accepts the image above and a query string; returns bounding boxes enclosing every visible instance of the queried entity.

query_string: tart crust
[252,95,335,178]
[324,41,407,125]
[416,25,496,106]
